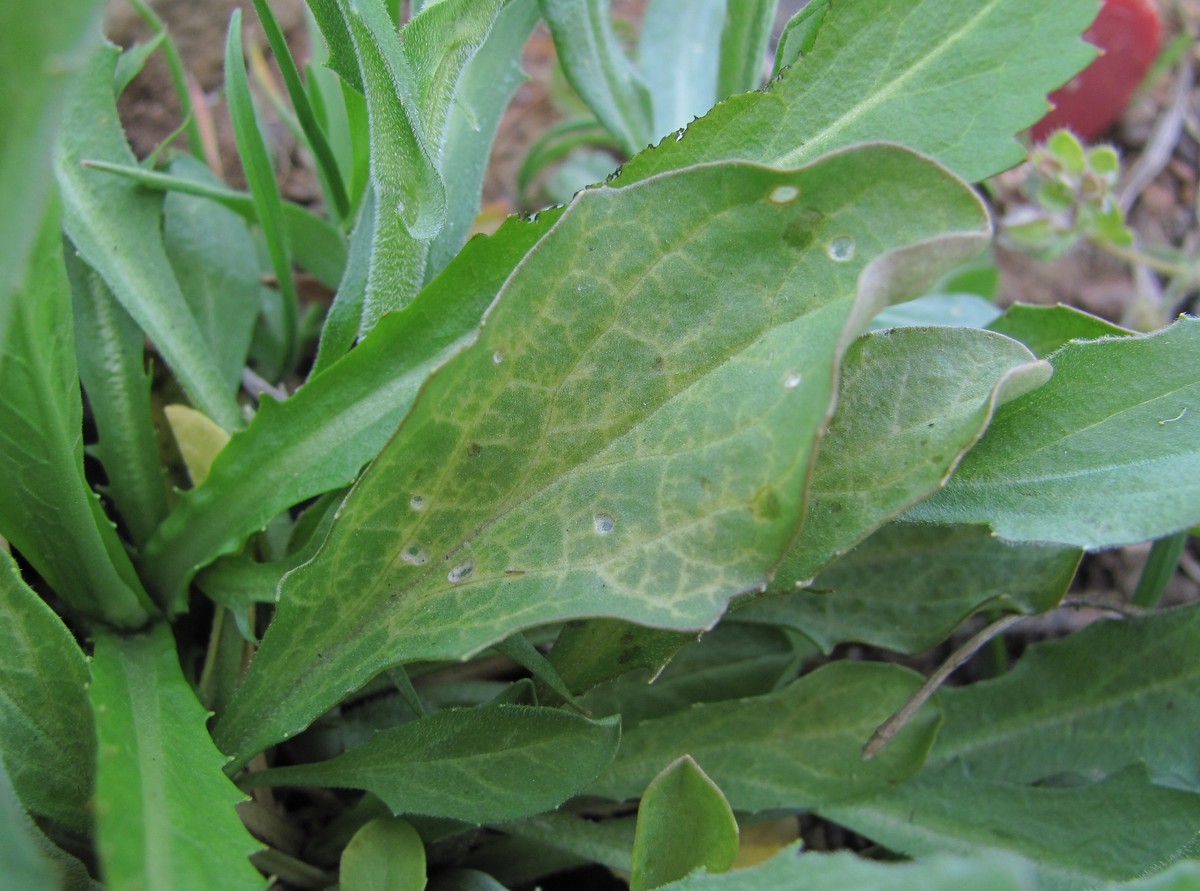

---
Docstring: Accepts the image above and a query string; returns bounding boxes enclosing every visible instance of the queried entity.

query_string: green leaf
[0,193,154,628]
[778,326,1049,584]
[215,147,988,765]
[243,704,621,825]
[0,551,94,835]
[425,0,539,275]
[906,318,1200,548]
[251,0,350,221]
[548,619,697,699]
[162,157,262,394]
[461,834,581,889]
[427,869,509,891]
[491,633,580,707]
[340,817,427,891]
[657,847,1035,891]
[75,159,346,289]
[140,211,554,607]
[0,763,70,891]
[771,0,829,76]
[638,0,726,137]
[226,10,300,374]
[500,811,635,874]
[986,302,1131,358]
[740,523,1079,654]
[400,0,509,160]
[630,756,738,891]
[1119,863,1200,891]
[868,294,1001,331]
[717,0,776,98]
[823,764,1200,891]
[55,44,242,431]
[540,0,655,154]
[620,0,1098,184]
[119,0,204,157]
[0,0,100,341]
[89,624,264,891]
[927,603,1200,791]
[312,186,377,373]
[823,606,1200,887]
[342,0,446,330]
[307,0,365,93]
[66,250,169,548]
[197,490,345,615]
[589,661,940,809]
[164,404,231,487]
[516,118,617,206]
[577,622,812,729]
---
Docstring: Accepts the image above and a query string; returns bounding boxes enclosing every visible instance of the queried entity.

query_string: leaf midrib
[774,0,1004,168]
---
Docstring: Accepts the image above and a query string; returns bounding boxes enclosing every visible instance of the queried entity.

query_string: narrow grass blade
[251,0,350,221]
[226,10,299,374]
[1131,532,1188,608]
[516,118,615,204]
[126,0,204,156]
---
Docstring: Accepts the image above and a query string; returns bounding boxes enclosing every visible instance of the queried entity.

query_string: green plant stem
[225,10,300,375]
[197,605,228,709]
[862,613,1026,760]
[981,613,1009,678]
[1132,532,1189,608]
[1096,237,1196,279]
[127,0,205,159]
[250,0,351,222]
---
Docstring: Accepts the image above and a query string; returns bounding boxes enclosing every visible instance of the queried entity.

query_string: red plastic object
[1031,0,1162,142]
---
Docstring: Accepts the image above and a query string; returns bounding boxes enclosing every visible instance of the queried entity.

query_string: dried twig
[861,613,1026,760]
